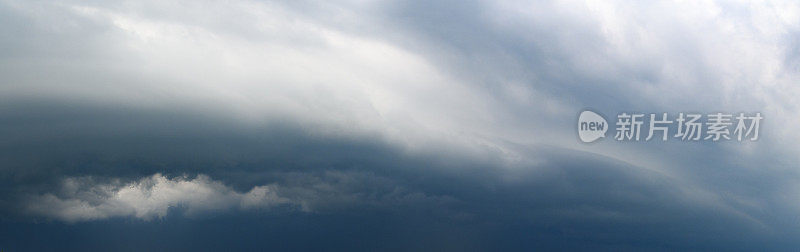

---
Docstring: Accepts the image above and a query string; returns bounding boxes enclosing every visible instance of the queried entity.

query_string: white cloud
[25,172,457,223]
[26,174,289,222]
[0,0,534,166]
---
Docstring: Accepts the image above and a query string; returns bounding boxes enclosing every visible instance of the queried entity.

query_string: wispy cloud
[26,174,288,222]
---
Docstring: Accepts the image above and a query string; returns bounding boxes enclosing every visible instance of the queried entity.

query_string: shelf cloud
[2,0,800,250]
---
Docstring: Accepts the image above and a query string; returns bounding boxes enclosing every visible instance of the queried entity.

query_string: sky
[1,0,800,250]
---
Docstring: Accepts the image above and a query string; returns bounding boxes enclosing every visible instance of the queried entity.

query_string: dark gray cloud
[0,101,791,250]
[1,0,800,250]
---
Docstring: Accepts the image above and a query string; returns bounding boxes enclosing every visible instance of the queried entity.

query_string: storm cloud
[2,0,800,250]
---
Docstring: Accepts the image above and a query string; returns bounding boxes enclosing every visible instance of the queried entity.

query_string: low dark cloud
[0,100,791,250]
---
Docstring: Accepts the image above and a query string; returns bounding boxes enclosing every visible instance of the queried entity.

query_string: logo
[578,110,608,143]
[577,110,762,143]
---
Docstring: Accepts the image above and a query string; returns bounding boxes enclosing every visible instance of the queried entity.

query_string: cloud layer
[2,0,800,250]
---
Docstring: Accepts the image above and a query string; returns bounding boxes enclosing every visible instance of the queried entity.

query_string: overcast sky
[2,0,800,250]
